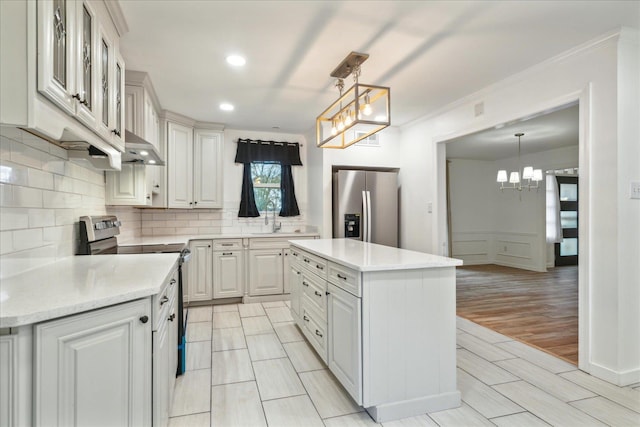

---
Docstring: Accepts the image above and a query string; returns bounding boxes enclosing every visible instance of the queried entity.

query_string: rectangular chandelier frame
[316,83,390,149]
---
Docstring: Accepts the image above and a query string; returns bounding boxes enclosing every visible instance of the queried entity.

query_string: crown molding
[104,0,129,37]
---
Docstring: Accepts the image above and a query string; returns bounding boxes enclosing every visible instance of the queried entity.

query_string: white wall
[450,145,578,271]
[399,29,639,385]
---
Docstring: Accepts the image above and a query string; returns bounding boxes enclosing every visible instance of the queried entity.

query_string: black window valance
[235,138,302,218]
[234,138,302,165]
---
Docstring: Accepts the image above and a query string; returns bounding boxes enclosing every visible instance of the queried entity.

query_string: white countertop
[118,231,319,246]
[289,239,463,272]
[0,254,179,328]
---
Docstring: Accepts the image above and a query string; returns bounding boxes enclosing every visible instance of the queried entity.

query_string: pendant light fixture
[316,52,390,149]
[497,133,543,191]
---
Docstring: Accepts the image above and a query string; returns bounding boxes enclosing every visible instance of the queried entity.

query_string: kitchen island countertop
[0,254,179,328]
[289,238,462,272]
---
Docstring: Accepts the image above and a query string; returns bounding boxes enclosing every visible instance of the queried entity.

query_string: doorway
[444,103,580,364]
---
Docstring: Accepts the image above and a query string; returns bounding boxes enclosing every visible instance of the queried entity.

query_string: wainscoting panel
[452,231,544,271]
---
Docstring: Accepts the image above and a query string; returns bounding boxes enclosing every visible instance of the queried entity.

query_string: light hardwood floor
[456,264,578,364]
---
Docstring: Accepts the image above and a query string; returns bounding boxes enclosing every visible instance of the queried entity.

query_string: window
[251,162,281,212]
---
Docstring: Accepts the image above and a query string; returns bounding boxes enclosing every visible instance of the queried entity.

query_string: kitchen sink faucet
[265,201,282,233]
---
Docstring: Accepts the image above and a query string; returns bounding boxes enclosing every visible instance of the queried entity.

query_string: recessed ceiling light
[226,55,246,67]
[220,103,234,111]
[139,150,149,156]
[148,160,156,164]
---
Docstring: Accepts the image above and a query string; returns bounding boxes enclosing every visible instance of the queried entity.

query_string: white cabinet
[167,124,223,209]
[105,73,162,207]
[105,163,150,205]
[153,270,178,427]
[0,327,32,427]
[37,0,125,151]
[327,283,362,404]
[248,249,284,296]
[213,248,244,299]
[187,240,213,302]
[193,129,224,208]
[289,257,302,319]
[34,298,152,426]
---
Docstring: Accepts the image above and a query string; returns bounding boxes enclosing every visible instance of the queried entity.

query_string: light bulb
[337,115,345,131]
[345,111,353,126]
[363,94,372,116]
[331,121,337,136]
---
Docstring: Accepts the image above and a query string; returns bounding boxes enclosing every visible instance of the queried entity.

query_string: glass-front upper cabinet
[38,0,77,115]
[74,1,98,128]
[36,0,124,151]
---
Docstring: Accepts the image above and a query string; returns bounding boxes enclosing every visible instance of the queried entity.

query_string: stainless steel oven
[78,215,191,375]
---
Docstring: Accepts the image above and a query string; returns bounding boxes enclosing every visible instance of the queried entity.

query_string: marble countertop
[0,254,179,328]
[289,238,463,272]
[118,231,319,246]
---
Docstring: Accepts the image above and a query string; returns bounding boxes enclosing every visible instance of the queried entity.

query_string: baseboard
[494,260,545,272]
[365,391,461,423]
[589,361,640,386]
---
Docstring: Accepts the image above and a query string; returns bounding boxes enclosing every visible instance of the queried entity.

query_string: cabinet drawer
[153,272,178,330]
[301,307,327,363]
[213,239,243,251]
[298,249,328,280]
[249,238,290,250]
[328,262,361,297]
[301,273,327,320]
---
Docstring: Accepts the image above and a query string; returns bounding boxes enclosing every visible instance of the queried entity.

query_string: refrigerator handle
[362,190,368,242]
[366,191,372,243]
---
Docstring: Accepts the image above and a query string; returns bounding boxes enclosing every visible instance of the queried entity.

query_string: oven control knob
[139,315,149,324]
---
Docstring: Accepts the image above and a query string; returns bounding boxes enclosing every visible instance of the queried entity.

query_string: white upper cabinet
[193,129,224,208]
[105,164,149,206]
[167,121,194,209]
[167,123,223,209]
[35,0,125,152]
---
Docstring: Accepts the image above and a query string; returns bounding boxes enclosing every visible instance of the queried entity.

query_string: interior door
[555,176,578,266]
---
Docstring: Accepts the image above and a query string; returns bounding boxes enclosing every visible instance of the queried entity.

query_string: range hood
[122,130,165,166]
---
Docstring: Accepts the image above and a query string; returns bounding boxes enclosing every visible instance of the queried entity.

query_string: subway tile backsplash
[0,128,107,278]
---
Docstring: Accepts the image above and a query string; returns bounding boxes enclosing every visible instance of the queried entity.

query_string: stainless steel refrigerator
[332,169,398,247]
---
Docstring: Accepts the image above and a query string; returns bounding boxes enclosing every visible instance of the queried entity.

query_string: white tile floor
[170,302,640,427]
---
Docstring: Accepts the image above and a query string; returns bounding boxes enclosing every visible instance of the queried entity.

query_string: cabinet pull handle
[296,271,301,275]
[208,244,211,248]
[194,201,198,205]
[303,315,309,322]
[139,315,149,324]
[304,258,310,263]
[223,252,232,256]
[315,330,323,338]
[111,129,121,137]
[302,281,309,287]
[279,252,282,256]
[314,290,322,297]
[72,93,88,106]
[170,279,176,285]
[189,202,193,205]
[337,273,347,280]
[326,291,330,296]
[168,313,175,322]
[316,264,324,270]
[160,296,169,305]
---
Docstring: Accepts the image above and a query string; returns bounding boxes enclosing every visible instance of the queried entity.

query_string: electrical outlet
[631,181,640,199]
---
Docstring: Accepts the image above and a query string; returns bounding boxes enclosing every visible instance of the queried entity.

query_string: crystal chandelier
[497,133,543,191]
[316,52,390,149]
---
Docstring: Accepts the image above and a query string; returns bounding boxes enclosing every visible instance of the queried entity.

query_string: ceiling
[118,1,639,135]
[445,103,579,160]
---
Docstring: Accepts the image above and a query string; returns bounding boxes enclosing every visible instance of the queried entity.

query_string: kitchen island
[288,238,462,422]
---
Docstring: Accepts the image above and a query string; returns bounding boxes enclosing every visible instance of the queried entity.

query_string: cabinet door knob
[194,201,198,205]
[139,315,149,324]
[168,313,175,322]
[326,291,330,296]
